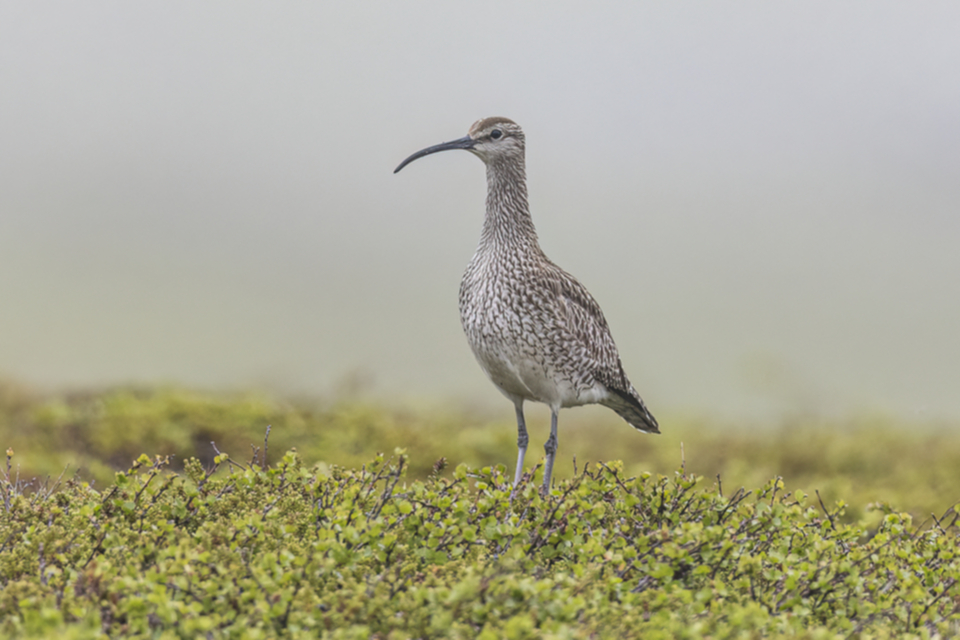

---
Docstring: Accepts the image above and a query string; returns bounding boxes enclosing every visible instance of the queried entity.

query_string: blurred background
[1,2,959,423]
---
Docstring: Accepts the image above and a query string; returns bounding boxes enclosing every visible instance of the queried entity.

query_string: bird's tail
[601,387,660,434]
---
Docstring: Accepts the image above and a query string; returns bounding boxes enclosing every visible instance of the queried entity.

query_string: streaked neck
[479,158,539,251]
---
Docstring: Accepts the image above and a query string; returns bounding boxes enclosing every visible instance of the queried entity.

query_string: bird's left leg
[542,409,559,493]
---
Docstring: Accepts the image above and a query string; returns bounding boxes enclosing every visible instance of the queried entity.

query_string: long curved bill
[393,135,476,173]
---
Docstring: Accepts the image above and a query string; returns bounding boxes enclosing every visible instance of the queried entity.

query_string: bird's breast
[458,255,605,407]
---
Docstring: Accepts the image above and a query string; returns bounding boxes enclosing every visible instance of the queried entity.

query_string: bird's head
[394,117,525,173]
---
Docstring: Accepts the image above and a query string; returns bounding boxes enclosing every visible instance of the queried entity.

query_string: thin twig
[210,442,247,471]
[816,490,837,531]
[262,425,272,471]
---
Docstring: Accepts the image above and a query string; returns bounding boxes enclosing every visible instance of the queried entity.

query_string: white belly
[461,297,608,409]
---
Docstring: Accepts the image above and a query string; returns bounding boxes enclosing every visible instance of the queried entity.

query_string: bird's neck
[479,159,540,252]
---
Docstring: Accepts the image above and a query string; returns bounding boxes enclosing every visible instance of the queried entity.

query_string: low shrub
[0,447,958,638]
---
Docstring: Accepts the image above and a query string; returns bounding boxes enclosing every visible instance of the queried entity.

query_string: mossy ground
[1,380,959,638]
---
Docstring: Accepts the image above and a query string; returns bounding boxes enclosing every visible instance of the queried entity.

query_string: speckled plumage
[396,117,658,491]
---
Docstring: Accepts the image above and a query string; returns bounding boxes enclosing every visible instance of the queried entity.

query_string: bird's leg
[512,401,528,488]
[542,409,559,493]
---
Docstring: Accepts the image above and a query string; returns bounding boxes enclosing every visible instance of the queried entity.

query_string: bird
[394,117,659,493]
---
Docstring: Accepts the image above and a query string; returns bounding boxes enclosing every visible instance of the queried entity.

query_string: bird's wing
[542,262,660,433]
[540,262,628,387]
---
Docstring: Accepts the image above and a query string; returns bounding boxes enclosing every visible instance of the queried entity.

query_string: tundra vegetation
[1,380,959,638]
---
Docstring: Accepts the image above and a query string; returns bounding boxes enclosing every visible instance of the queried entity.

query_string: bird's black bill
[393,135,476,173]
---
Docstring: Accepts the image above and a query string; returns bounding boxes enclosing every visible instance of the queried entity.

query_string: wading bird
[395,117,658,492]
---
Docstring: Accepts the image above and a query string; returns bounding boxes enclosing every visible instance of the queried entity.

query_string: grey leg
[542,409,559,492]
[512,401,528,488]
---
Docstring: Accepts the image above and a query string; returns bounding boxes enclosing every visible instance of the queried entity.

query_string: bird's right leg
[541,409,559,493]
[512,400,528,488]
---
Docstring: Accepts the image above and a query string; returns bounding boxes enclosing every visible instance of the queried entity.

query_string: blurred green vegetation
[1,377,959,528]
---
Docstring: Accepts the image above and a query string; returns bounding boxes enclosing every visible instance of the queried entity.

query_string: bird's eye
[490,129,502,140]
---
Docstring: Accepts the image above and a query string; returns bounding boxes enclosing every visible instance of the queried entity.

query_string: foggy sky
[1,2,959,421]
